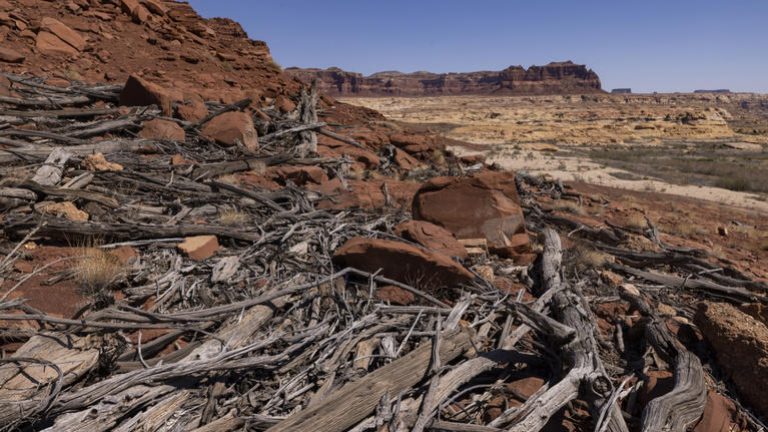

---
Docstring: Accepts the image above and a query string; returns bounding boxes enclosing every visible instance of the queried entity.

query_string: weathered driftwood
[0,140,150,163]
[46,303,278,431]
[296,81,319,156]
[0,94,91,108]
[260,121,326,142]
[317,127,369,150]
[611,263,762,303]
[0,129,88,145]
[267,328,472,432]
[0,334,100,427]
[619,287,707,432]
[21,180,120,208]
[4,216,261,242]
[30,147,71,186]
[495,229,628,432]
[0,107,120,118]
[0,187,36,200]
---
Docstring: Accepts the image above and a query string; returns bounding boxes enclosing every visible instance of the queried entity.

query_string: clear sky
[189,1,768,93]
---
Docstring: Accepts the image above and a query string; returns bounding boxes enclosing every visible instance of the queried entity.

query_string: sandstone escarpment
[285,61,603,96]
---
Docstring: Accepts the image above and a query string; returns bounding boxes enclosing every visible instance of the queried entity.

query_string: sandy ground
[342,94,768,213]
[451,145,768,213]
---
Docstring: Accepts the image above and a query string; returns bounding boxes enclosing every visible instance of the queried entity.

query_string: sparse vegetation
[74,247,125,296]
[624,213,648,230]
[217,174,242,186]
[219,208,250,226]
[672,221,707,238]
[267,59,282,73]
[587,143,768,195]
[570,244,610,270]
[714,176,752,192]
[553,200,586,215]
[431,149,447,167]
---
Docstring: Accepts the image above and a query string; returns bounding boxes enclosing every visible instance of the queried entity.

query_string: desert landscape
[0,1,767,432]
[342,92,768,211]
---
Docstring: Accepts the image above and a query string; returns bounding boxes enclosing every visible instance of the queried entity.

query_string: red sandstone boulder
[0,76,11,96]
[178,235,219,261]
[393,148,424,170]
[141,0,168,16]
[120,0,151,23]
[268,165,327,186]
[389,133,441,154]
[695,302,768,418]
[200,111,258,151]
[275,95,296,113]
[312,179,420,211]
[140,119,185,141]
[394,220,468,259]
[317,141,380,169]
[36,31,78,57]
[374,285,415,305]
[412,171,529,257]
[176,98,208,122]
[39,17,86,52]
[119,75,173,116]
[692,391,740,432]
[0,46,24,63]
[333,237,474,288]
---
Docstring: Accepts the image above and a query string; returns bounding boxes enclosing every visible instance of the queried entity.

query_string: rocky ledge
[285,61,603,96]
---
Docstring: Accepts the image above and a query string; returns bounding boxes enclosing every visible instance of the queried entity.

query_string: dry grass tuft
[625,213,648,230]
[216,174,242,186]
[431,149,447,168]
[74,247,125,295]
[553,200,586,215]
[672,221,707,238]
[219,208,250,226]
[570,244,611,270]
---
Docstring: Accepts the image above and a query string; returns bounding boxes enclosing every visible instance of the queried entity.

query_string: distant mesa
[694,89,731,94]
[285,61,603,96]
[611,88,632,94]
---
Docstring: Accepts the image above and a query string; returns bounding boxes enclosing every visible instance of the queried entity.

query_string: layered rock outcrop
[286,61,603,96]
[0,0,298,104]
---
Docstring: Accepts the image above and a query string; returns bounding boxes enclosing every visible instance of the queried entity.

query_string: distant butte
[285,61,603,96]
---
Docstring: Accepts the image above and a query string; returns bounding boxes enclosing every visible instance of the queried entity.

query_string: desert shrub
[714,176,752,192]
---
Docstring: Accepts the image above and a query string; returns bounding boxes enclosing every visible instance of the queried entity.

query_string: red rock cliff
[285,61,603,96]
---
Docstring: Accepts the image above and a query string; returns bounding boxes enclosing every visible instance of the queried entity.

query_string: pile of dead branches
[0,74,767,432]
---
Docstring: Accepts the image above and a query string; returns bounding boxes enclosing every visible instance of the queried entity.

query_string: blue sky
[189,1,768,93]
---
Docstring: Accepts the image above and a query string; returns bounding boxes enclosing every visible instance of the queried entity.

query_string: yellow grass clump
[625,213,648,230]
[553,200,586,215]
[219,208,250,226]
[571,244,611,270]
[74,247,125,295]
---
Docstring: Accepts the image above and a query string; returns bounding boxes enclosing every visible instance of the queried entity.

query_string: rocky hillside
[285,61,603,96]
[0,0,303,104]
[1,2,768,432]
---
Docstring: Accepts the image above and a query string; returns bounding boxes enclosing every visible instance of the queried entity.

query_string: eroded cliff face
[285,61,603,96]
